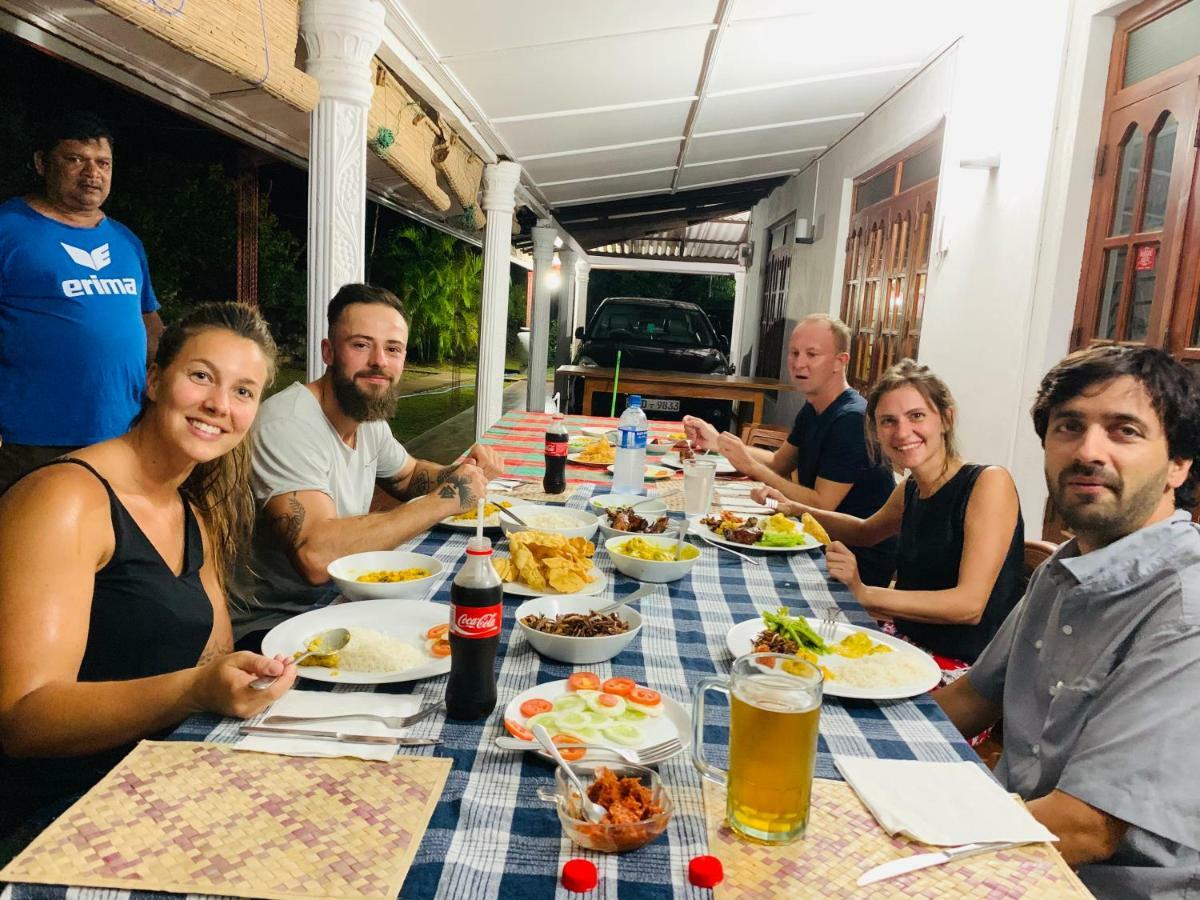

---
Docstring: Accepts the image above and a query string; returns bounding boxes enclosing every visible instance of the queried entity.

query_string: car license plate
[642,398,681,412]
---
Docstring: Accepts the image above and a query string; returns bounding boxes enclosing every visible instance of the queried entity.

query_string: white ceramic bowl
[514,594,642,664]
[499,504,600,542]
[590,493,668,514]
[604,534,699,583]
[327,550,444,601]
[592,497,671,542]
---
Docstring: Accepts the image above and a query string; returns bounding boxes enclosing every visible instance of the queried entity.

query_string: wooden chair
[740,422,789,451]
[1023,539,1058,582]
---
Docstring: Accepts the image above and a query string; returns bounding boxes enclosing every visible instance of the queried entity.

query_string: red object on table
[561,858,598,892]
[688,855,724,888]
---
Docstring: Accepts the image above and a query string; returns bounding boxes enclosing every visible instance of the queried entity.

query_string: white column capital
[300,0,386,106]
[559,248,580,277]
[530,220,557,263]
[482,161,523,214]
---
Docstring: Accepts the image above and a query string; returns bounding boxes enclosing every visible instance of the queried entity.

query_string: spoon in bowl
[250,627,350,691]
[532,724,607,823]
[594,582,657,615]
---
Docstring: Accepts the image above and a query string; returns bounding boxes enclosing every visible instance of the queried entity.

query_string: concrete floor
[403,378,553,463]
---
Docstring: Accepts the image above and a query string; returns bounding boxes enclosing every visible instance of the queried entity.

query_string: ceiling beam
[672,0,735,193]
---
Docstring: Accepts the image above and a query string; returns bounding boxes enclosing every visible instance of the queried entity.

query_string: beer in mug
[692,653,823,843]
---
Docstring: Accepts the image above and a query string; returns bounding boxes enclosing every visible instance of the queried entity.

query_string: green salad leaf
[761,606,829,654]
[758,531,808,548]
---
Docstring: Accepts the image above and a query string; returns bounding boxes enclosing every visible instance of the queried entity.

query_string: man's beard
[331,368,403,422]
[1047,460,1168,546]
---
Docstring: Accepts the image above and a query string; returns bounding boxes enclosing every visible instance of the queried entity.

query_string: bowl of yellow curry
[604,534,700,583]
[327,550,444,601]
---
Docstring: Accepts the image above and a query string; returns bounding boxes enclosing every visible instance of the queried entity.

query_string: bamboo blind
[367,61,451,212]
[91,0,318,112]
[433,124,486,229]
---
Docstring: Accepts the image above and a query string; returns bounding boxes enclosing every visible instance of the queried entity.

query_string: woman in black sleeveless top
[0,304,297,846]
[757,359,1025,671]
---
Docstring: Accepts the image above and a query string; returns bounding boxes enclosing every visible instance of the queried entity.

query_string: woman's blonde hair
[141,303,277,586]
[865,358,959,465]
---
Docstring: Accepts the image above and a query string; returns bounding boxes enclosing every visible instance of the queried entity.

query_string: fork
[697,534,765,566]
[496,736,683,766]
[818,607,841,642]
[263,700,443,730]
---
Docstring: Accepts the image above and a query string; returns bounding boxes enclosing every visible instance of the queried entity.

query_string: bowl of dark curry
[514,594,642,664]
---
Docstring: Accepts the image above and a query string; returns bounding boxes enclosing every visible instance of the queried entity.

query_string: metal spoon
[250,627,350,691]
[594,582,656,615]
[532,724,607,823]
[674,518,688,561]
[697,534,765,567]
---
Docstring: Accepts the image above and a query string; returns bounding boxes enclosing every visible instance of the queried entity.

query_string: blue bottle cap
[628,395,642,406]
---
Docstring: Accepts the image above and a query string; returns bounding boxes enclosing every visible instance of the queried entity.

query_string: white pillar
[728,270,747,373]
[300,0,385,381]
[527,221,557,413]
[572,261,591,357]
[555,248,580,370]
[475,160,522,438]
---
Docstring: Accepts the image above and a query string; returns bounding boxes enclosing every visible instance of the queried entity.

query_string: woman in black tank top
[0,304,297,845]
[757,359,1025,670]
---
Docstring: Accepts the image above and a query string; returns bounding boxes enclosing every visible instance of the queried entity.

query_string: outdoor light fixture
[546,254,562,290]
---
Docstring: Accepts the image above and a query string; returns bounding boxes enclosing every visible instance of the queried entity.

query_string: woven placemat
[0,741,451,900]
[702,778,1092,898]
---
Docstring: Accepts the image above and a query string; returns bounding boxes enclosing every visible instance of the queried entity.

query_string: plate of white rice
[261,598,452,684]
[724,616,941,700]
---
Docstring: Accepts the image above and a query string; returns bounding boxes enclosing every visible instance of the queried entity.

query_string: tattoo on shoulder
[437,473,477,508]
[269,493,307,549]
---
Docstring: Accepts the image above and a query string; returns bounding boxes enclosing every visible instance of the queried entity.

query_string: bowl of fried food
[499,503,599,542]
[604,534,699,583]
[539,762,673,853]
[493,530,600,595]
[596,502,672,542]
[514,594,642,663]
[327,550,444,601]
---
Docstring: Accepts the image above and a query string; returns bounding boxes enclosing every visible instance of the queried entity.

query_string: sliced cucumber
[602,722,644,746]
[561,726,603,743]
[584,693,627,718]
[621,707,648,721]
[525,712,557,733]
[555,710,594,731]
[627,699,664,718]
[552,694,587,714]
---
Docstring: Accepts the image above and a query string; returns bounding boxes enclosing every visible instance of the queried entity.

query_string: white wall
[746,0,1124,524]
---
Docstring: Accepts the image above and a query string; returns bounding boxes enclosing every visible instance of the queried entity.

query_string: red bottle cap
[561,858,598,893]
[688,855,724,888]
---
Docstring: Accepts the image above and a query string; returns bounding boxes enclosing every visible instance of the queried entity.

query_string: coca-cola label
[451,603,502,639]
[545,439,568,457]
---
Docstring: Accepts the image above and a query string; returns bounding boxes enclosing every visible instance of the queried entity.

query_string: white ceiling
[386,0,966,212]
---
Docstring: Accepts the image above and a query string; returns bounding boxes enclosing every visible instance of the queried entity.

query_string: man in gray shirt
[233,284,502,642]
[936,345,1199,899]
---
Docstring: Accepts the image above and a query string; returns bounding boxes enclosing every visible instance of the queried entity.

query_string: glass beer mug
[692,653,823,843]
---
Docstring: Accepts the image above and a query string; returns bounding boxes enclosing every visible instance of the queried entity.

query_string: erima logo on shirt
[59,242,138,298]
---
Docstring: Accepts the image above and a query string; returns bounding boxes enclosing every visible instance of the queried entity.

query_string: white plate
[605,464,673,480]
[501,678,690,764]
[567,451,616,467]
[261,598,452,685]
[499,565,607,597]
[690,518,823,553]
[581,425,617,438]
[724,618,942,700]
[439,502,535,531]
[660,451,738,475]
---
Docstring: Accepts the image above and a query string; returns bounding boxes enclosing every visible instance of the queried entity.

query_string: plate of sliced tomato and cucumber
[500,671,690,765]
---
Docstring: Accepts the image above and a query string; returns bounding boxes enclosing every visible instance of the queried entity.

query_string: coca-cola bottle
[543,413,568,494]
[446,535,503,720]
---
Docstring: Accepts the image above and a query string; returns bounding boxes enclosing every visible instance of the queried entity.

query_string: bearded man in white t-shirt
[233,283,502,643]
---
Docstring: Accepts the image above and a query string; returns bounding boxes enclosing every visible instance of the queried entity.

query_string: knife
[857,841,1034,886]
[238,726,440,746]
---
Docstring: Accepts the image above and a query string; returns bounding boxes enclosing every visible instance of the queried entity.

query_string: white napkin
[233,690,423,762]
[835,757,1058,846]
[488,478,524,493]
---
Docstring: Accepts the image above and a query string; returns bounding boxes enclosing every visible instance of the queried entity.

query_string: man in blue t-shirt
[0,112,162,494]
[683,314,896,585]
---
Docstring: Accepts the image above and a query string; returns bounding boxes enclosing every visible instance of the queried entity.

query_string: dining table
[1,412,991,900]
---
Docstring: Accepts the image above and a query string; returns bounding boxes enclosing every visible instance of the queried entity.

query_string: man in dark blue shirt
[684,314,896,585]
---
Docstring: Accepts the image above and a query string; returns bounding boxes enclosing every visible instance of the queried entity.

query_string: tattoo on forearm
[268,493,307,549]
[437,473,478,508]
[407,470,432,497]
[197,639,232,666]
[435,463,460,485]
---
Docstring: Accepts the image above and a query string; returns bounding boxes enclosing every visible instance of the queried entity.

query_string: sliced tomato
[596,693,622,708]
[504,719,534,741]
[566,671,601,692]
[519,698,553,718]
[425,623,450,640]
[429,639,451,658]
[628,686,662,706]
[602,677,635,696]
[551,733,586,762]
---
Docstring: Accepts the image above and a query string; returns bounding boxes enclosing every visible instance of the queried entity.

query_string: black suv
[569,297,734,427]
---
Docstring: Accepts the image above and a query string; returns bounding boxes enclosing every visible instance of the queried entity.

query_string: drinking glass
[682,458,716,517]
[692,653,823,843]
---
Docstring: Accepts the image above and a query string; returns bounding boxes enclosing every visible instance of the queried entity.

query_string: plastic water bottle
[611,395,648,495]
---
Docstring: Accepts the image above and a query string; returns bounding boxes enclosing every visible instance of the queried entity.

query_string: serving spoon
[532,724,607,823]
[593,582,657,615]
[250,627,350,691]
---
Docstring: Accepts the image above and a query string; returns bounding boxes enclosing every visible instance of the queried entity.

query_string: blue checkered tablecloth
[1,484,977,900]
